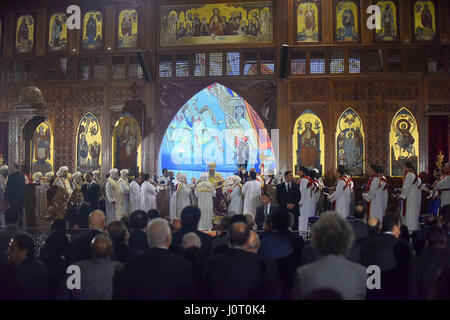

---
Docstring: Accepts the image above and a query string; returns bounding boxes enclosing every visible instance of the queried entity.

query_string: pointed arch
[76,112,102,174]
[112,113,142,176]
[336,107,365,176]
[158,83,276,181]
[32,120,53,175]
[390,107,419,176]
[293,109,324,175]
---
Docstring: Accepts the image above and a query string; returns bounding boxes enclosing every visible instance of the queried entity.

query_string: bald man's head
[246,231,260,254]
[90,234,112,259]
[367,217,380,234]
[89,210,106,230]
[229,222,250,248]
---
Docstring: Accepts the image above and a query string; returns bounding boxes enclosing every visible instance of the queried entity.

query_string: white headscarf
[178,173,187,183]
[109,168,118,178]
[32,172,43,182]
[198,173,209,183]
[72,172,82,181]
[45,171,54,180]
[120,169,129,178]
[56,166,69,177]
[0,165,8,172]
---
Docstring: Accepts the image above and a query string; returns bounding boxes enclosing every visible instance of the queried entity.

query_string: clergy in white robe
[173,173,192,219]
[436,163,450,208]
[141,174,158,213]
[105,168,123,224]
[118,169,131,216]
[129,175,143,212]
[379,174,389,216]
[195,173,216,230]
[362,165,383,223]
[298,170,317,232]
[54,166,73,195]
[399,164,422,231]
[242,171,261,217]
[227,175,243,215]
[328,166,350,219]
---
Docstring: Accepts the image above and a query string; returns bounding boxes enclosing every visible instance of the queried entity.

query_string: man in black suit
[66,190,91,228]
[128,210,150,252]
[409,226,450,300]
[362,207,412,272]
[412,214,437,257]
[0,208,25,263]
[276,171,300,231]
[256,193,278,230]
[115,218,195,300]
[7,233,49,300]
[211,215,232,255]
[4,162,25,227]
[201,221,281,300]
[81,172,101,211]
[170,206,212,258]
[72,210,105,262]
[350,202,369,243]
[107,220,142,263]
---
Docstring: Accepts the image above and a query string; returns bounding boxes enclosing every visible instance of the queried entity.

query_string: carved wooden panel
[427,79,450,102]
[291,79,328,102]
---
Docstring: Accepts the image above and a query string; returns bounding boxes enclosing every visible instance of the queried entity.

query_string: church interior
[0,0,450,301]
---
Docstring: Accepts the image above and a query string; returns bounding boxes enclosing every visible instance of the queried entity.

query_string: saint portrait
[335,0,359,42]
[297,0,320,42]
[390,108,419,176]
[113,114,142,176]
[336,108,364,176]
[293,110,324,175]
[413,0,437,41]
[375,1,398,41]
[82,11,103,49]
[49,13,68,51]
[32,121,53,175]
[160,2,272,46]
[15,14,34,53]
[77,113,102,174]
[118,9,138,48]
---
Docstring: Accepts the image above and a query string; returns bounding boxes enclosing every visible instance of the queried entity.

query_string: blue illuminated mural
[158,83,276,179]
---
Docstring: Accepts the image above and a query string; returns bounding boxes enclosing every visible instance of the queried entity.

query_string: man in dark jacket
[170,206,212,258]
[4,163,25,226]
[201,221,281,300]
[256,193,279,230]
[128,210,150,252]
[276,171,300,231]
[72,210,105,262]
[81,172,101,210]
[115,218,195,300]
[66,190,91,228]
[107,220,142,263]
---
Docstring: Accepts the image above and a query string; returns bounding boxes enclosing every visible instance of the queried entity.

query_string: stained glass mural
[32,120,53,175]
[16,14,34,53]
[49,12,68,51]
[118,8,138,48]
[82,10,103,49]
[375,1,398,41]
[413,0,437,41]
[297,0,320,43]
[335,0,359,42]
[77,113,102,174]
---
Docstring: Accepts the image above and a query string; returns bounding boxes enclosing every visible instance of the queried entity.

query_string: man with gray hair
[291,211,367,300]
[182,232,201,250]
[246,231,260,254]
[115,218,195,299]
[59,234,123,300]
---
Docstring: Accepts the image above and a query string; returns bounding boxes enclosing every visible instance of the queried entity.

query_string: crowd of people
[1,159,450,300]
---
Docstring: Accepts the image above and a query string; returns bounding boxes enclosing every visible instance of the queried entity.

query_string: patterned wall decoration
[16,14,34,53]
[390,107,419,176]
[296,0,320,43]
[160,2,273,46]
[336,107,365,176]
[293,109,324,175]
[413,0,437,41]
[118,8,138,48]
[82,10,103,49]
[48,12,68,51]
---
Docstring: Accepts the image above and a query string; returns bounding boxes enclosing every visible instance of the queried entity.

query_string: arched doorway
[158,83,276,180]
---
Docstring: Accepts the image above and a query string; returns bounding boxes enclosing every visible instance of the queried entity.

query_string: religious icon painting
[293,110,324,176]
[48,13,68,51]
[390,108,419,177]
[112,113,142,176]
[32,120,53,175]
[82,10,103,49]
[15,14,34,53]
[296,0,320,43]
[336,108,364,177]
[118,9,138,48]
[160,2,273,46]
[413,0,437,41]
[77,113,102,174]
[334,0,359,42]
[374,0,399,42]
